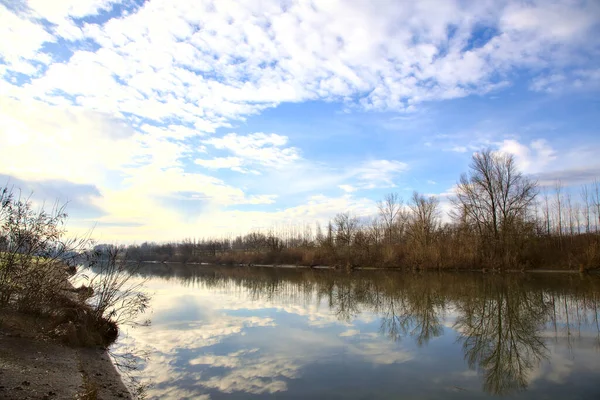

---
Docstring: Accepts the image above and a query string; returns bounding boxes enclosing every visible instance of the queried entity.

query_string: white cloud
[0,96,138,184]
[497,139,557,175]
[530,68,600,93]
[195,156,247,173]
[0,96,281,238]
[0,4,53,75]
[2,0,599,241]
[339,329,360,337]
[352,159,409,189]
[442,137,600,190]
[4,0,597,121]
[27,0,118,22]
[339,184,358,193]
[202,132,300,170]
[449,145,469,153]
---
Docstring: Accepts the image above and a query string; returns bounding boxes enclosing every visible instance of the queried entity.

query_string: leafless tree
[377,193,406,244]
[543,190,551,235]
[333,212,359,247]
[574,202,582,235]
[368,217,384,245]
[453,149,538,257]
[593,179,600,233]
[567,193,575,236]
[554,181,563,238]
[407,191,440,246]
[581,184,591,233]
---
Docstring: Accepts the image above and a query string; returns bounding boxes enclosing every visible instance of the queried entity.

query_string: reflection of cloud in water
[526,340,600,387]
[527,351,574,385]
[195,289,369,328]
[119,305,413,398]
[190,349,259,368]
[187,332,413,394]
[117,313,275,399]
[344,333,414,365]
[132,315,276,355]
[192,349,301,394]
[114,271,600,399]
[144,386,211,400]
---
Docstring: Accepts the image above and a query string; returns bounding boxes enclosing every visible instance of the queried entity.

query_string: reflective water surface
[116,266,600,399]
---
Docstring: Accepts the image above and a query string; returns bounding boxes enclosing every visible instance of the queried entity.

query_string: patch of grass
[79,370,99,400]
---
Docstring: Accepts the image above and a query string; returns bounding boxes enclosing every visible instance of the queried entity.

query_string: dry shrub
[0,186,89,311]
[0,185,149,349]
[83,246,150,338]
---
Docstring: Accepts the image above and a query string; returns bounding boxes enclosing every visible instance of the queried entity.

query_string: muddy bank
[0,310,131,400]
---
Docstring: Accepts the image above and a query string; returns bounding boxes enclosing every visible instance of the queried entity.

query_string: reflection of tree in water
[138,264,600,395]
[378,283,444,346]
[330,281,361,321]
[454,276,549,395]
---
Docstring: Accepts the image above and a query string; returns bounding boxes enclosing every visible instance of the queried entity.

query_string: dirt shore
[0,310,131,400]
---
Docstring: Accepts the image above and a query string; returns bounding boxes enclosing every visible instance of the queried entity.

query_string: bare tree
[543,190,552,235]
[368,217,384,245]
[581,184,591,233]
[333,212,359,247]
[407,191,440,246]
[567,193,575,237]
[377,193,404,244]
[554,181,563,238]
[453,149,538,257]
[574,202,582,235]
[593,179,600,233]
[315,221,324,243]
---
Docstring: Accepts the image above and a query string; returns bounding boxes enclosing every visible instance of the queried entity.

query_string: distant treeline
[101,150,600,271]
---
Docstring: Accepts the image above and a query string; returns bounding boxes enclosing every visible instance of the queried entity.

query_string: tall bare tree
[377,193,406,244]
[581,184,591,233]
[542,190,551,235]
[453,149,538,256]
[593,179,600,233]
[554,181,563,238]
[567,193,575,236]
[407,191,440,246]
[333,212,359,247]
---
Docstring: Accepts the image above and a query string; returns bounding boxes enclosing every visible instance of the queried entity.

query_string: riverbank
[137,260,600,274]
[0,308,131,399]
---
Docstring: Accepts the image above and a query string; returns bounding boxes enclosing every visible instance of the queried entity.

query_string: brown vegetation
[0,186,149,348]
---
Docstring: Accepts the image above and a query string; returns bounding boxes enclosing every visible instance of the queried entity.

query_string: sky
[1,0,599,242]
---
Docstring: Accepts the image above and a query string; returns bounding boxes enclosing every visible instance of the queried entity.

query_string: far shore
[133,260,600,274]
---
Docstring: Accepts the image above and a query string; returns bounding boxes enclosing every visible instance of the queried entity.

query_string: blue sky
[1,0,599,242]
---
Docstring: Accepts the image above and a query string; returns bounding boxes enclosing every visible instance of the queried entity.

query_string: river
[112,265,600,399]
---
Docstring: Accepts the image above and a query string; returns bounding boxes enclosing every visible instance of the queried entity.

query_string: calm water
[114,266,600,399]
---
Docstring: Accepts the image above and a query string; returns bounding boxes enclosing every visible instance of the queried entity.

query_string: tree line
[106,149,600,271]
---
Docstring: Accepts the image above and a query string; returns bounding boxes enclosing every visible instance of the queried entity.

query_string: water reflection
[119,265,600,399]
[454,277,549,395]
